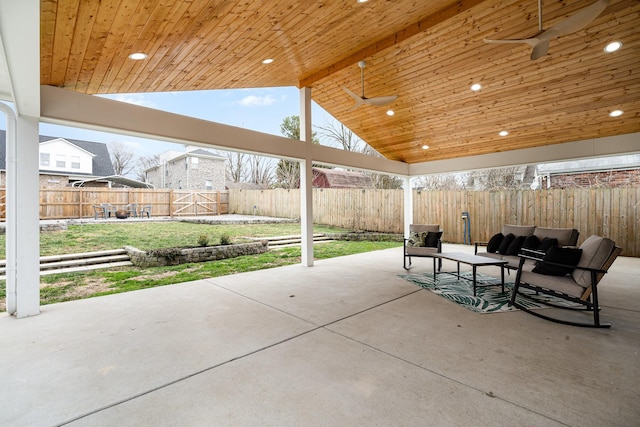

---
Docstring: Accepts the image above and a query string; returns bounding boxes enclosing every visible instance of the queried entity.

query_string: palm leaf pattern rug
[399,271,576,314]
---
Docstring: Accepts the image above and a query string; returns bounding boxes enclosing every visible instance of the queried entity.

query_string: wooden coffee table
[431,252,508,296]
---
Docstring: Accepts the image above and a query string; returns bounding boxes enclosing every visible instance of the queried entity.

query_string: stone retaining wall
[324,232,402,242]
[124,240,269,267]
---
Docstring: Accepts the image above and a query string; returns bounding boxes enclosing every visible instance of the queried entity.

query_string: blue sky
[3,87,337,158]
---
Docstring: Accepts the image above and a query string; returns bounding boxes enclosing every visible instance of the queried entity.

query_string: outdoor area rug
[399,271,577,314]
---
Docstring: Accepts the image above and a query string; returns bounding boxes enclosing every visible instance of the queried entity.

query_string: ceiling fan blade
[547,0,609,38]
[364,95,398,106]
[484,0,609,60]
[342,86,366,110]
[343,86,397,110]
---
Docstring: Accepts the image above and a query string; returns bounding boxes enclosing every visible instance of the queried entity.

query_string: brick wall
[543,169,640,188]
[146,156,225,190]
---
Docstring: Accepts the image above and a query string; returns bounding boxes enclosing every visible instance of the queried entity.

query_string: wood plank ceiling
[40,0,640,164]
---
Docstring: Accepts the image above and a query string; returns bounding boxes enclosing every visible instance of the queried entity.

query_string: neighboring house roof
[147,148,225,172]
[537,154,640,175]
[312,167,373,188]
[0,130,115,176]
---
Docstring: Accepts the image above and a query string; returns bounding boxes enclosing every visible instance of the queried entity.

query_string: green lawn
[0,222,402,310]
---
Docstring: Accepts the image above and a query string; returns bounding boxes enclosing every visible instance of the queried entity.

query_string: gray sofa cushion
[533,227,579,246]
[519,270,586,298]
[572,235,616,287]
[502,224,535,237]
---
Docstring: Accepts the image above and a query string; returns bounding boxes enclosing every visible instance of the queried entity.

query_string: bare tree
[136,154,160,181]
[108,142,136,177]
[316,119,402,189]
[249,155,274,187]
[316,121,365,152]
[223,151,250,183]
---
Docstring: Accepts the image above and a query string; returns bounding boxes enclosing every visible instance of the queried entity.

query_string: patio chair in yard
[92,204,106,219]
[403,224,443,270]
[101,203,117,218]
[139,204,152,218]
[125,203,138,218]
[510,235,621,328]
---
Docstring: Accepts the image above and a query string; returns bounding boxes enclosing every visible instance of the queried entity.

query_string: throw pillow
[486,233,504,253]
[522,235,541,250]
[505,235,526,256]
[407,232,425,247]
[538,237,559,252]
[532,246,583,276]
[497,233,515,255]
[424,231,442,247]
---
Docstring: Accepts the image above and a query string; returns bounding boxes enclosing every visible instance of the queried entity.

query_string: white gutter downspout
[0,101,18,315]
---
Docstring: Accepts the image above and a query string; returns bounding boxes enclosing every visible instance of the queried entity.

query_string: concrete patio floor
[1,243,639,426]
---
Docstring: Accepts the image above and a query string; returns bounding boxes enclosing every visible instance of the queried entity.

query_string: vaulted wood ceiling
[40,0,639,164]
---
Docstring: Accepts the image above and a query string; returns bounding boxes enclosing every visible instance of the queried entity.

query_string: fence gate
[172,191,221,216]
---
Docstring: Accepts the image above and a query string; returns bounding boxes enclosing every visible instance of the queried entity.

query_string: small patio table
[431,252,508,296]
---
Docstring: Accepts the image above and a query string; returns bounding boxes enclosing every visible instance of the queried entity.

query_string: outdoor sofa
[475,224,580,270]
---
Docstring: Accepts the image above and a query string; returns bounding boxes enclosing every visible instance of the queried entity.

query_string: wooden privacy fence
[0,188,229,219]
[229,188,640,257]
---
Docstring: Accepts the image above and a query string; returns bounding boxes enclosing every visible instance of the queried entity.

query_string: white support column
[12,115,41,317]
[299,87,314,267]
[403,177,413,238]
[1,103,17,315]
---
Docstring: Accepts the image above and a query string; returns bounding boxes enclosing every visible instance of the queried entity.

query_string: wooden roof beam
[298,0,487,88]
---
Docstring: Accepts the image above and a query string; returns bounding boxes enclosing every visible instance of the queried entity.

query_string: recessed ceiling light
[386,110,395,116]
[262,58,274,64]
[604,41,622,53]
[357,0,369,3]
[128,52,147,60]
[421,145,430,150]
[470,83,482,91]
[609,110,624,117]
[499,130,509,136]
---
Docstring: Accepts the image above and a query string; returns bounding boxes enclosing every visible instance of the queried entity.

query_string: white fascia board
[41,85,409,176]
[409,133,640,176]
[0,0,39,116]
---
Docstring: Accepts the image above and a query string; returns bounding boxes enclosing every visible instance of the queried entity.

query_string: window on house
[56,154,66,168]
[40,153,50,167]
[205,180,213,190]
[191,157,199,170]
[71,156,81,169]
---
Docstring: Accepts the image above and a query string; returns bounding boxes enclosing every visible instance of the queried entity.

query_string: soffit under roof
[40,0,640,164]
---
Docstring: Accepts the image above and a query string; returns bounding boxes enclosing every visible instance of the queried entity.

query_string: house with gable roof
[0,130,117,188]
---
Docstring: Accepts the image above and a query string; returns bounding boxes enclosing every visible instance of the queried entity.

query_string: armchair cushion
[486,233,504,252]
[538,237,558,252]
[522,235,540,250]
[425,231,442,248]
[497,233,515,255]
[407,232,426,247]
[532,246,583,276]
[505,235,526,256]
[572,235,616,287]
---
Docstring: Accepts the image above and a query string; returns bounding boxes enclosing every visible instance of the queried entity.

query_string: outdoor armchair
[140,204,152,218]
[510,235,621,328]
[125,203,138,218]
[101,203,117,218]
[92,204,106,219]
[403,224,443,271]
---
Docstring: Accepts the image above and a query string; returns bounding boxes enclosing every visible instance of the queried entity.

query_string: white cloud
[99,94,155,108]
[236,95,277,107]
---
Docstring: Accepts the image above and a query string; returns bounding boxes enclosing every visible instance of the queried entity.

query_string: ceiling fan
[483,0,609,60]
[342,61,398,110]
